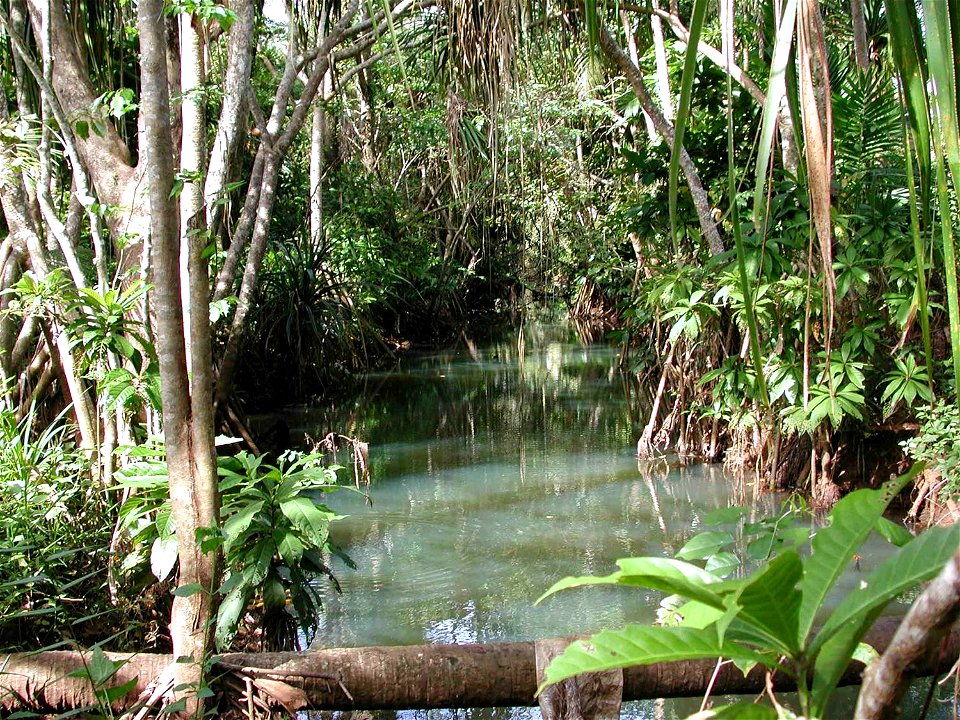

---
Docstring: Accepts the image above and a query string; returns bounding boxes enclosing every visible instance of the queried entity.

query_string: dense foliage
[0,0,958,714]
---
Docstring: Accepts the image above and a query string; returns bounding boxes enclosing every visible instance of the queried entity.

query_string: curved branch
[855,549,960,720]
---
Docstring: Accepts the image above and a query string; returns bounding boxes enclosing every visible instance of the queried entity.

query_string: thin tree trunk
[138,2,219,713]
[621,11,657,144]
[850,0,869,71]
[204,0,255,238]
[598,25,724,256]
[179,11,206,364]
[310,67,334,243]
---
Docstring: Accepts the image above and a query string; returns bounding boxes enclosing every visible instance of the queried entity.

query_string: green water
[285,323,948,720]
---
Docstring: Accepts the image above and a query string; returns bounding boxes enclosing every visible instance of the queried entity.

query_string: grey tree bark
[138,0,220,713]
[598,25,724,256]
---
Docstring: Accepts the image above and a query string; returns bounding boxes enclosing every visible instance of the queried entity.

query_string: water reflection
[289,325,938,719]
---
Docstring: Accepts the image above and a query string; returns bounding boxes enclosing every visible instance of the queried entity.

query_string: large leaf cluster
[118,447,354,650]
[537,467,959,719]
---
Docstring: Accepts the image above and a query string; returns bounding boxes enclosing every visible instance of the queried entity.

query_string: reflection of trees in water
[288,325,649,480]
[307,324,787,697]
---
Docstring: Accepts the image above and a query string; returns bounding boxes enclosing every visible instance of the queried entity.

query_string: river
[283,322,946,720]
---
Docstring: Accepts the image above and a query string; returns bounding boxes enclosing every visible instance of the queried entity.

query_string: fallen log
[1,617,957,714]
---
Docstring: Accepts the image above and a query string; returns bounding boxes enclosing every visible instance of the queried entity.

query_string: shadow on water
[285,323,946,720]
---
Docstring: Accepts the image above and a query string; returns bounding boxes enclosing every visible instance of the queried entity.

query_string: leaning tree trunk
[855,549,960,719]
[598,24,724,256]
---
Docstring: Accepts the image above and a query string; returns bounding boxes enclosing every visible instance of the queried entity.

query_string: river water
[285,323,946,720]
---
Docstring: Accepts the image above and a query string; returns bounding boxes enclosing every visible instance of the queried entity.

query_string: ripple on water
[303,325,948,719]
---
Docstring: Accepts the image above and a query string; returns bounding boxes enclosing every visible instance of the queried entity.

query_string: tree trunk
[138,1,219,714]
[855,550,960,720]
[179,10,206,365]
[1,618,956,715]
[598,25,724,256]
[310,68,334,243]
[850,0,869,71]
[204,0,256,239]
[621,11,657,145]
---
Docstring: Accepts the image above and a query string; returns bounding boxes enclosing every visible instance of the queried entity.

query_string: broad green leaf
[67,647,119,687]
[279,497,332,547]
[215,582,250,650]
[172,583,204,597]
[676,532,735,561]
[537,557,727,610]
[705,551,740,577]
[538,625,773,692]
[102,676,138,702]
[809,523,960,715]
[676,600,725,629]
[222,500,264,552]
[798,469,917,644]
[874,516,914,547]
[704,507,747,526]
[811,522,959,656]
[262,576,286,610]
[685,703,778,719]
[734,551,802,656]
[276,529,304,565]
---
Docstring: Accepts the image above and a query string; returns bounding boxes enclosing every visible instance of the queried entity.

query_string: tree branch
[598,24,724,255]
[855,549,960,720]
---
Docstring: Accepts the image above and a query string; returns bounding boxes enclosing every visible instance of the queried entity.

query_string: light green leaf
[537,557,727,610]
[539,625,773,693]
[809,523,959,715]
[215,582,250,650]
[279,497,333,547]
[222,500,264,552]
[276,529,304,566]
[735,551,802,656]
[676,532,735,561]
[851,642,879,667]
[684,703,778,719]
[172,583,204,598]
[874,516,914,547]
[67,646,120,687]
[798,468,918,645]
[676,600,725,629]
[705,551,740,578]
[704,507,747,526]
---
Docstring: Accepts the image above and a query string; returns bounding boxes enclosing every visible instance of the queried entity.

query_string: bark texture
[138,0,220,712]
[598,25,724,256]
[536,638,622,720]
[2,618,957,714]
[855,550,960,720]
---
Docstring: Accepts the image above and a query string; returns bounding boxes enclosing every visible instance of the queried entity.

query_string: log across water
[1,618,957,714]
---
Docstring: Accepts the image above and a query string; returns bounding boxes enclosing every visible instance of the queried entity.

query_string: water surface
[285,323,944,720]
